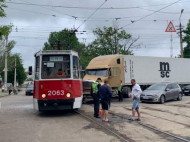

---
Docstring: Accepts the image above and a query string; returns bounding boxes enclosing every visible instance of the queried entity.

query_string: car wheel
[160,95,165,104]
[177,93,182,101]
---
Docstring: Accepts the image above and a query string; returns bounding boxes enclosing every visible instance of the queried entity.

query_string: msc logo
[159,62,171,78]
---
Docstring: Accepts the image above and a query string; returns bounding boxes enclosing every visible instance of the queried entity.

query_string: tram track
[142,106,190,118]
[75,110,132,142]
[82,103,190,142]
[118,105,190,128]
[110,104,190,142]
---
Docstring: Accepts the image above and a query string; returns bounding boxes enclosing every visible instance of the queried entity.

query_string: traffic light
[28,66,32,75]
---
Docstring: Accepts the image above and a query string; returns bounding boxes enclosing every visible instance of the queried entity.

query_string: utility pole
[114,28,117,54]
[170,32,173,58]
[179,9,184,58]
[114,18,120,54]
[4,35,8,90]
[14,57,16,88]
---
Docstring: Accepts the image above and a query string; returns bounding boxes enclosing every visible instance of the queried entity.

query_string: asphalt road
[0,90,118,142]
[1,89,190,142]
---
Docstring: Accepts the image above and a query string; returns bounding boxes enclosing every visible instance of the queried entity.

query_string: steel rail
[110,104,190,142]
[75,110,130,142]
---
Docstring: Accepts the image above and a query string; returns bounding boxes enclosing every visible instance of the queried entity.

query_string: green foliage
[43,27,139,68]
[43,29,79,50]
[183,20,190,58]
[43,29,90,67]
[0,0,7,17]
[88,26,139,56]
[0,25,12,38]
[0,0,26,85]
[0,54,27,85]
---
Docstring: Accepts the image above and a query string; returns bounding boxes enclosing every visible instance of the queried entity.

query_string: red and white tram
[33,50,83,111]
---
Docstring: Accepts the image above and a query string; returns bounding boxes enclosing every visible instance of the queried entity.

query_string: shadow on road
[37,110,78,117]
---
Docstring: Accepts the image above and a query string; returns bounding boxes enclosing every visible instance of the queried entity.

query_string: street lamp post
[179,9,184,58]
[4,35,8,90]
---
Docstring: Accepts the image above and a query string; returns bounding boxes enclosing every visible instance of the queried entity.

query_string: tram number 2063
[48,90,64,96]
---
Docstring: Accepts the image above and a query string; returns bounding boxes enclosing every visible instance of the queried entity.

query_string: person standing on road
[8,84,13,95]
[128,79,142,121]
[99,80,112,122]
[118,80,123,102]
[91,78,102,118]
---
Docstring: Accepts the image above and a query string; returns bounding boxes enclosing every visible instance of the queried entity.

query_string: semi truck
[83,54,190,98]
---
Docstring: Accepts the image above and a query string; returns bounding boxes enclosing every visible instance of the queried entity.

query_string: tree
[0,26,15,74]
[0,0,7,17]
[183,20,190,58]
[0,53,27,85]
[43,29,89,67]
[43,29,80,51]
[88,26,139,57]
[0,2,26,85]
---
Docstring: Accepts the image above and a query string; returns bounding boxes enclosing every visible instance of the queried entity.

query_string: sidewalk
[0,89,9,97]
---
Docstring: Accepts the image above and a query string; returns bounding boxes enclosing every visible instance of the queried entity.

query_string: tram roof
[34,50,78,57]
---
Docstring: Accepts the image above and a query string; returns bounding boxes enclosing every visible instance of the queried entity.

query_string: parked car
[140,83,183,104]
[25,83,34,96]
[182,85,190,95]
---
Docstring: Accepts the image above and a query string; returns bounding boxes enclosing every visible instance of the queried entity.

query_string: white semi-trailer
[83,55,190,97]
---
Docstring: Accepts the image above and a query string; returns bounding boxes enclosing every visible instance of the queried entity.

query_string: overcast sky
[1,0,190,69]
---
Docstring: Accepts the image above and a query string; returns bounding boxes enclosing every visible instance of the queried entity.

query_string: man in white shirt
[128,79,142,121]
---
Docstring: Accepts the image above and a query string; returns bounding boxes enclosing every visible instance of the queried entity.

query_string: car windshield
[146,84,167,91]
[86,69,108,77]
[184,85,190,88]
[27,84,33,89]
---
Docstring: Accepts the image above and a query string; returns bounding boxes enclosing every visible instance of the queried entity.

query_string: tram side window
[73,56,79,79]
[35,56,40,80]
[41,55,71,79]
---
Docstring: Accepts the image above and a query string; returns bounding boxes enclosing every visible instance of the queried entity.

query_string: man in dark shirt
[99,80,112,122]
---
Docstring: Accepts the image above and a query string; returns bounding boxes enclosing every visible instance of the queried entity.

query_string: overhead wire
[16,0,73,18]
[76,0,108,30]
[5,1,189,10]
[119,0,182,30]
[5,0,185,53]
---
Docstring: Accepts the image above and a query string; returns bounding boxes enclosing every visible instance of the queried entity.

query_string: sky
[1,0,190,69]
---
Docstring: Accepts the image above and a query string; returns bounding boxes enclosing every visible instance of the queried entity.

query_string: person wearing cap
[91,78,102,118]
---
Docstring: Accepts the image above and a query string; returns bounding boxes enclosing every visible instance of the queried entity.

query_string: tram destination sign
[50,56,63,61]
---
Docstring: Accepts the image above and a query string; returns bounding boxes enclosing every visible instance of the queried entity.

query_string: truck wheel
[82,97,86,104]
[177,93,182,101]
[160,95,165,104]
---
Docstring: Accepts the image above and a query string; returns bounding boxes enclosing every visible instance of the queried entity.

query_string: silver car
[140,83,183,104]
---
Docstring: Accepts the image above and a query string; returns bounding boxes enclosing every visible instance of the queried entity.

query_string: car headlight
[154,95,159,98]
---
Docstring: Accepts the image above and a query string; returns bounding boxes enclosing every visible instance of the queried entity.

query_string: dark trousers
[92,94,100,117]
[118,91,123,102]
[9,90,12,95]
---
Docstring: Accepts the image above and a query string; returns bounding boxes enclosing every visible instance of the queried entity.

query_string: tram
[33,50,83,111]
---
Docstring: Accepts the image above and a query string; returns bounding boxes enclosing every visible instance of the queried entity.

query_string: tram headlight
[66,93,71,98]
[42,94,46,99]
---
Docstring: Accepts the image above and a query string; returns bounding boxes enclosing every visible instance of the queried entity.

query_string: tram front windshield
[41,55,71,79]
